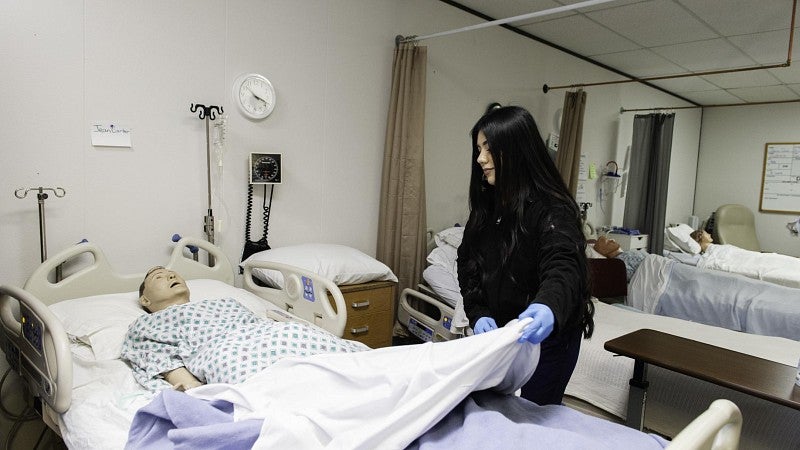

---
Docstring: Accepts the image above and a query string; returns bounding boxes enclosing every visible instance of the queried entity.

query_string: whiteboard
[760,143,800,214]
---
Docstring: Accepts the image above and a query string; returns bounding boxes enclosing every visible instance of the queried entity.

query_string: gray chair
[712,204,761,252]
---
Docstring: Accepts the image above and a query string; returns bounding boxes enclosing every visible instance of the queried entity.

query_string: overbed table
[604,328,800,430]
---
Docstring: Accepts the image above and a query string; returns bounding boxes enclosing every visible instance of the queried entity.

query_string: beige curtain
[555,90,587,195]
[377,43,427,316]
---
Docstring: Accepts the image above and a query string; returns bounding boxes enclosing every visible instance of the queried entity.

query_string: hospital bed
[664,223,800,289]
[619,252,800,341]
[0,239,745,449]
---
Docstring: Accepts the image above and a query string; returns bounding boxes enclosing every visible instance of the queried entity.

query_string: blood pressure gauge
[249,153,282,184]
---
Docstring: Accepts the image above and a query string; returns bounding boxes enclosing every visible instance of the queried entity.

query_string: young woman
[457,105,594,405]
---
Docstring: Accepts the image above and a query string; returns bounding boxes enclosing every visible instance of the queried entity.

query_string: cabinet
[611,234,648,252]
[329,281,396,349]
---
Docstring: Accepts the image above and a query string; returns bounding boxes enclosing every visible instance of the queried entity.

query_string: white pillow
[48,279,278,360]
[666,224,701,254]
[242,243,398,288]
[434,226,464,249]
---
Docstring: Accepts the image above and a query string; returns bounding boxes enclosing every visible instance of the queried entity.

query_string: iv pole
[190,103,223,267]
[15,186,67,279]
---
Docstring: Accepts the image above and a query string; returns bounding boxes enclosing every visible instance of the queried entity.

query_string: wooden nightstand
[611,234,648,252]
[329,281,396,348]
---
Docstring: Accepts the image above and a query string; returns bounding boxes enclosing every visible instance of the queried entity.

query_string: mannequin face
[476,130,495,185]
[594,235,622,257]
[139,267,189,313]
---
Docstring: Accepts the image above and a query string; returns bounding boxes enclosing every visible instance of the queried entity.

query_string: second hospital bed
[0,238,745,449]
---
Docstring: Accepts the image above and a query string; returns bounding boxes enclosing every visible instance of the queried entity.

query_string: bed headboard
[23,237,233,306]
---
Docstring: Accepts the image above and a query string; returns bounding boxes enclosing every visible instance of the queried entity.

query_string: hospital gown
[121,298,367,391]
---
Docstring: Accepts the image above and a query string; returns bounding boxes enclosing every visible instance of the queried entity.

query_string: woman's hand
[517,304,554,344]
[163,367,203,391]
[473,316,498,334]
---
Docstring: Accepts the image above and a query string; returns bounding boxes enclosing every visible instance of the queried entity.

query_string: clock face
[250,153,282,184]
[233,74,276,119]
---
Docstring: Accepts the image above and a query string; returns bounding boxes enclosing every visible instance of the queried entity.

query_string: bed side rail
[23,242,141,305]
[0,285,72,413]
[167,237,234,285]
[241,261,347,337]
[398,288,462,342]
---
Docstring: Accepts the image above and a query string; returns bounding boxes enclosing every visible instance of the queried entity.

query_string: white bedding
[566,300,800,449]
[698,243,800,288]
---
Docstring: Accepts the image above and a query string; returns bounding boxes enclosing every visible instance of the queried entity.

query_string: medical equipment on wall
[14,186,66,261]
[788,217,800,236]
[241,153,282,271]
[189,103,223,266]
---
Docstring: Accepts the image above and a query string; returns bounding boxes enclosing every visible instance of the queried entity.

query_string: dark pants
[520,327,582,405]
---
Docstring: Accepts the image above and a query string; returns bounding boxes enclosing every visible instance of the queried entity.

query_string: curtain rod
[545,0,797,94]
[620,98,800,113]
[396,0,618,44]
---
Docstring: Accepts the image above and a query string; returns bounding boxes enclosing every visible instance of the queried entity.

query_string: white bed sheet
[698,243,800,289]
[566,300,800,449]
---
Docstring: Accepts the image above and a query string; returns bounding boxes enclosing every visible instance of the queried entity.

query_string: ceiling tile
[677,0,793,35]
[728,29,794,64]
[680,89,748,105]
[591,48,687,77]
[651,38,754,71]
[518,14,639,55]
[768,65,800,83]
[586,0,719,47]
[727,84,800,102]
[701,69,784,89]
[648,76,719,93]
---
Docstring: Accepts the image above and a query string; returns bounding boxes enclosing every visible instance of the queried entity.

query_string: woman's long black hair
[461,105,593,337]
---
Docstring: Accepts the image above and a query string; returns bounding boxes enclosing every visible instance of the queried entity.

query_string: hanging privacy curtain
[622,113,675,254]
[377,43,428,310]
[555,90,587,195]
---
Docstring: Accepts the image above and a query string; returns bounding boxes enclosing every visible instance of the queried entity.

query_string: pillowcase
[666,224,701,254]
[434,226,464,249]
[242,243,398,288]
[49,279,279,360]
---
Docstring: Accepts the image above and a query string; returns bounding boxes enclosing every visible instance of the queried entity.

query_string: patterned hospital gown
[121,298,368,391]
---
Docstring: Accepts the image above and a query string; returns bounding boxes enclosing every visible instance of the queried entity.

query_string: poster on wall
[759,143,800,214]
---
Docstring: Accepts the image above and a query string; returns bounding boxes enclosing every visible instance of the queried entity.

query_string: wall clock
[233,73,276,120]
[249,153,282,184]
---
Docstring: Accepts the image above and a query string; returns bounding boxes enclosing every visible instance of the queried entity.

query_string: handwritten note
[90,122,132,147]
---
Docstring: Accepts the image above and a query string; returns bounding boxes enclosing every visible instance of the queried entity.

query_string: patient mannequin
[592,235,646,282]
[690,229,713,253]
[123,266,367,392]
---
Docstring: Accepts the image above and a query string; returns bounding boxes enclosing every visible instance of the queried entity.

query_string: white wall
[694,103,800,256]
[398,1,703,236]
[1,0,705,444]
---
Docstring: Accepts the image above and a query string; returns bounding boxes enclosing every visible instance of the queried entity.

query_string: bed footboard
[242,261,347,337]
[0,284,72,414]
[398,288,461,342]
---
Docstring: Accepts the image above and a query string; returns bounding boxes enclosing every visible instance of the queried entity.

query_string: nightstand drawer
[610,233,648,251]
[329,281,396,348]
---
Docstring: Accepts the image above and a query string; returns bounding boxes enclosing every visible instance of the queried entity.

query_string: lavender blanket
[127,390,666,449]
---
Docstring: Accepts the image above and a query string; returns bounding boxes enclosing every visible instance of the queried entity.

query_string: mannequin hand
[517,304,554,344]
[474,317,498,334]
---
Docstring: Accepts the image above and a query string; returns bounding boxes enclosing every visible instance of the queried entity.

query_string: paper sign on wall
[91,122,132,147]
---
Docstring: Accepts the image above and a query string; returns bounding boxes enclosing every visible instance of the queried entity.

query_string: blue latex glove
[473,317,498,334]
[517,304,554,344]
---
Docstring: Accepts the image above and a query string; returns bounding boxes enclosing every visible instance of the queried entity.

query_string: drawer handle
[352,300,370,309]
[350,325,369,335]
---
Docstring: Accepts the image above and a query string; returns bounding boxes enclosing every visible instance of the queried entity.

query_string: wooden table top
[604,328,800,411]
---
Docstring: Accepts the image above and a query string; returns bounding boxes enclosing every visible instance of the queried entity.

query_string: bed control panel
[302,276,316,302]
[21,305,44,354]
[408,317,434,342]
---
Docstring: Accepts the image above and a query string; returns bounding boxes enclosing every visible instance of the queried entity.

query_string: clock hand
[246,87,269,105]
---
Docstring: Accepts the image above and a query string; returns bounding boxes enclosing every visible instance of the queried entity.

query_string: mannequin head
[139,266,190,313]
[594,235,622,258]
